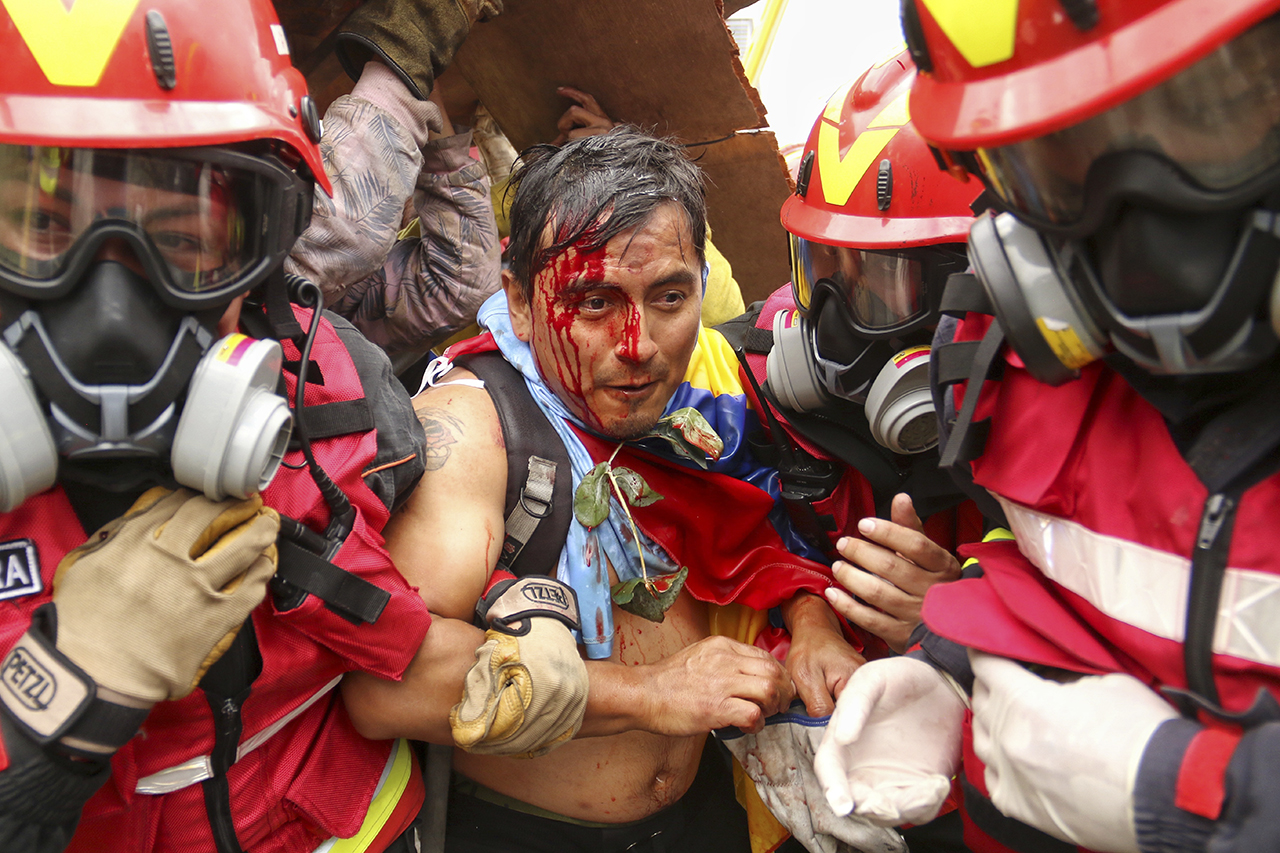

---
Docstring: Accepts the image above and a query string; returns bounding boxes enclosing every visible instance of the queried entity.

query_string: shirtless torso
[341,368,797,824]
[457,586,711,822]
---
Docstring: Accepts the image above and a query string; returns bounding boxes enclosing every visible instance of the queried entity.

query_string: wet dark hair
[506,126,707,300]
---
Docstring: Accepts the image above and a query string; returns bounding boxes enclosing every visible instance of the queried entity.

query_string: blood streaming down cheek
[535,245,628,429]
[617,300,641,361]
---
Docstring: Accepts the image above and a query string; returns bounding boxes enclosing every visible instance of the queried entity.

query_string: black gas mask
[957,16,1280,381]
[766,238,965,453]
[0,143,310,510]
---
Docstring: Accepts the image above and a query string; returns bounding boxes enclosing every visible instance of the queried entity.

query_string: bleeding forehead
[533,205,696,295]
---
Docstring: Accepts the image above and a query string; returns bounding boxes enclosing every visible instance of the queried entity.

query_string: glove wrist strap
[0,606,148,752]
[480,577,581,636]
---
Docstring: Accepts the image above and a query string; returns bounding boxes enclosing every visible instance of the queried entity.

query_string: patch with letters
[0,540,41,602]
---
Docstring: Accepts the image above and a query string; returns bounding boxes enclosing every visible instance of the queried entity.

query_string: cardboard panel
[276,0,791,305]
[694,131,794,305]
[450,0,766,152]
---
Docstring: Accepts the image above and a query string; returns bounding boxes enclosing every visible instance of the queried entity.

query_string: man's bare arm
[342,371,506,741]
[381,373,506,616]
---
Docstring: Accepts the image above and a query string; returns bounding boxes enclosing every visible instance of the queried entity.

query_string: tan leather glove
[336,0,503,100]
[52,487,279,705]
[450,577,588,758]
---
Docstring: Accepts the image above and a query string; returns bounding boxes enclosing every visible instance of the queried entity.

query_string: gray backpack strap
[455,352,573,578]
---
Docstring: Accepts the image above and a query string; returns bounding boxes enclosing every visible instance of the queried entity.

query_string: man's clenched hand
[636,635,795,736]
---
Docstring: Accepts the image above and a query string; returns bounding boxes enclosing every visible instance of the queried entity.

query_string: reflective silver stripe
[135,675,343,795]
[996,495,1280,667]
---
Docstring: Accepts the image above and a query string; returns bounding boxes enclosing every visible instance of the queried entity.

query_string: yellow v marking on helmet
[816,89,909,208]
[3,0,141,87]
[919,0,1018,69]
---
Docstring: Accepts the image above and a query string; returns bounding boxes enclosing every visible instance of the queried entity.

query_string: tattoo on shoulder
[418,407,466,471]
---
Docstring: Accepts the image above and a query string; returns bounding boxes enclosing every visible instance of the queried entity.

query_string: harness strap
[274,533,392,625]
[932,339,987,387]
[291,399,377,441]
[196,618,263,853]
[456,352,572,579]
[938,272,993,317]
[932,315,1008,526]
[937,321,1004,472]
[497,457,558,573]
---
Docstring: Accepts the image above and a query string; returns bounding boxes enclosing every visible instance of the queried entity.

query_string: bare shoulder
[410,366,500,472]
[385,365,508,614]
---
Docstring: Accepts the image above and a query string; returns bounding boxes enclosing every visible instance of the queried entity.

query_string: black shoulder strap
[931,285,1009,527]
[457,352,573,578]
[714,302,774,355]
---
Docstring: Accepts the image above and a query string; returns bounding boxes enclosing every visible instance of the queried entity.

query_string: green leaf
[648,407,723,468]
[663,408,724,460]
[610,566,689,623]
[611,467,663,507]
[573,462,612,529]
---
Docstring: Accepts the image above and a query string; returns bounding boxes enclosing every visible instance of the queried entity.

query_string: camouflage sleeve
[332,128,500,357]
[286,61,501,359]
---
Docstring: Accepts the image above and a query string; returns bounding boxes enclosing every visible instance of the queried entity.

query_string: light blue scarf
[466,291,679,658]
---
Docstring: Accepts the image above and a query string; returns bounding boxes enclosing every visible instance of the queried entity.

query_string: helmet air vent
[796,152,815,198]
[877,159,893,211]
[145,11,177,90]
[1058,0,1099,31]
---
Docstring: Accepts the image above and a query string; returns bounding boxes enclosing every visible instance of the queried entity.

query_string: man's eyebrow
[557,276,612,298]
[649,269,698,289]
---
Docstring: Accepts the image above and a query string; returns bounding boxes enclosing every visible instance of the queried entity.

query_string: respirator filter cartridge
[171,334,292,500]
[864,346,936,454]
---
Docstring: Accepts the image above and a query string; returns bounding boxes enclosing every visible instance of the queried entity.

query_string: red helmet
[1,0,327,190]
[904,0,1280,235]
[906,0,1277,152]
[905,0,1280,377]
[0,0,329,308]
[781,49,978,337]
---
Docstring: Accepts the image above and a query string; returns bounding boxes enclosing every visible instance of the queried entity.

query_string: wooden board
[450,0,766,152]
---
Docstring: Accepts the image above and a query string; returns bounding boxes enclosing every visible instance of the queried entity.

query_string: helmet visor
[0,144,310,306]
[791,235,927,334]
[971,16,1280,231]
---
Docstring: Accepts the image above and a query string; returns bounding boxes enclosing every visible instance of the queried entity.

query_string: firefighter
[817,2,1280,852]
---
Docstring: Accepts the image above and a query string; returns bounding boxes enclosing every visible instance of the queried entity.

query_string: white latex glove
[971,651,1179,853]
[814,657,965,826]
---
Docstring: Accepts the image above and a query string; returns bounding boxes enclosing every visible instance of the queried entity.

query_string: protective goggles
[790,234,965,338]
[952,15,1280,238]
[0,144,313,309]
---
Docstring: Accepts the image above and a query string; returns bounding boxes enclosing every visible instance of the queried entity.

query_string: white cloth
[722,706,906,853]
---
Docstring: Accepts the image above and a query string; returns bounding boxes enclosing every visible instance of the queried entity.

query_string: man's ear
[504,269,533,342]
